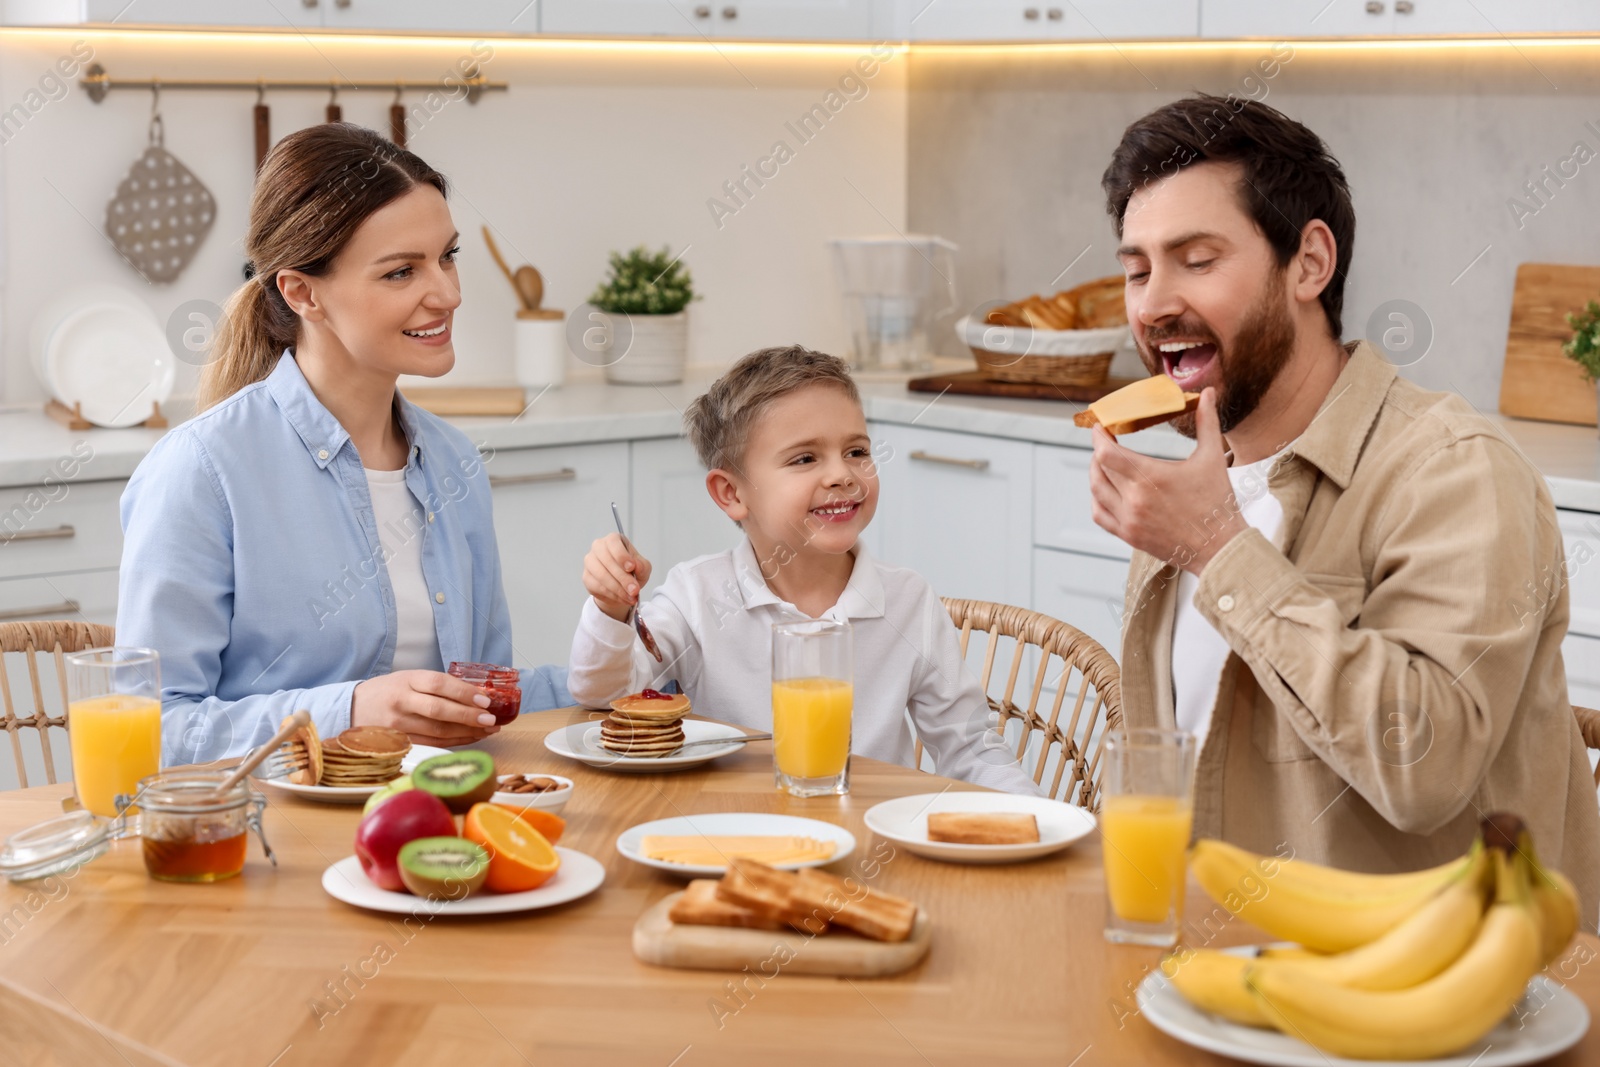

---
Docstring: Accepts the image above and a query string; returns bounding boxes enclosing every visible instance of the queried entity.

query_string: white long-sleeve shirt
[568,540,1041,795]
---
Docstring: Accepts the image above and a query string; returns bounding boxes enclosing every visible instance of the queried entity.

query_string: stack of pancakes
[601,692,692,758]
[318,726,411,786]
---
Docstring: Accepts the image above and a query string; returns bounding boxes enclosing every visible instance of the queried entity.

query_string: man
[1089,94,1600,922]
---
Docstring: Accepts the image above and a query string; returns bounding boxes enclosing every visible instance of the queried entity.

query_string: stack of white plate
[30,285,174,428]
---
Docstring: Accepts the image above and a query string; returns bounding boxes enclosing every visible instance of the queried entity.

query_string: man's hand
[1087,387,1249,575]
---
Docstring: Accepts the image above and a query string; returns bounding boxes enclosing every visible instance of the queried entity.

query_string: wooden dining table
[2,709,1597,1067]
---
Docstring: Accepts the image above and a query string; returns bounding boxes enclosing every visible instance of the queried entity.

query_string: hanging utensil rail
[78,63,507,104]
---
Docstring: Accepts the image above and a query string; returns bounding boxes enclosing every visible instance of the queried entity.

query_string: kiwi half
[397,837,489,899]
[411,750,497,814]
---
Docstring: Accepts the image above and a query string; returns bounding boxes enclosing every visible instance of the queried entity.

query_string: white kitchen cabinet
[909,0,1198,41]
[1559,509,1600,639]
[628,436,741,593]
[0,568,120,629]
[1033,443,1133,562]
[1200,0,1600,37]
[51,0,536,31]
[76,0,322,28]
[1566,633,1600,712]
[322,0,538,32]
[868,421,1033,608]
[488,441,630,671]
[0,479,126,582]
[543,0,874,37]
[1031,545,1128,666]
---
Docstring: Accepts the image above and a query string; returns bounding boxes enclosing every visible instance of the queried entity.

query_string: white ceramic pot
[603,310,688,385]
[514,310,566,388]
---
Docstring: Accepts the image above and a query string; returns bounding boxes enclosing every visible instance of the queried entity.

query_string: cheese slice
[640,835,837,867]
[1087,374,1186,429]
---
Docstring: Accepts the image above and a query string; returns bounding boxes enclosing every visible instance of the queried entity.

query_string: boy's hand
[583,532,653,622]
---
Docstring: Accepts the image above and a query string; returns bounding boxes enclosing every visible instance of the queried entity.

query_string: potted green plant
[1562,300,1600,433]
[588,245,696,384]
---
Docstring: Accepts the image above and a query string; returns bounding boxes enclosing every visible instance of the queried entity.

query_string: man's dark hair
[1101,94,1354,339]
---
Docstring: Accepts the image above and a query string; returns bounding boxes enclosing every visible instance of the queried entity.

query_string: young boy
[567,345,1040,794]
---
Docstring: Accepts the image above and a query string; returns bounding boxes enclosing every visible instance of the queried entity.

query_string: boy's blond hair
[683,345,860,473]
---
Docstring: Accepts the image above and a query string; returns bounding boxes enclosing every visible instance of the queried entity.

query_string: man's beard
[1138,274,1296,438]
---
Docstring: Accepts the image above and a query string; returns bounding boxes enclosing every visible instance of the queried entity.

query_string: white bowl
[490,773,573,815]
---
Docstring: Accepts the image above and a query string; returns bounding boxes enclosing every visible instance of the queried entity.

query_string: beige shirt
[1119,341,1600,923]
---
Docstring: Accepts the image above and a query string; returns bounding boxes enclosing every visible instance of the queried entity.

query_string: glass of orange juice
[65,647,162,817]
[1101,728,1197,946]
[771,620,852,797]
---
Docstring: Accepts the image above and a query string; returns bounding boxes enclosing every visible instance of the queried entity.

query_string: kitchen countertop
[1,370,1597,512]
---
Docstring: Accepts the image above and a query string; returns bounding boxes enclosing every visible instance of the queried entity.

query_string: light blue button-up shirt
[118,352,570,765]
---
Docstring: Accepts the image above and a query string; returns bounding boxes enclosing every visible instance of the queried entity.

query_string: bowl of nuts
[491,773,574,815]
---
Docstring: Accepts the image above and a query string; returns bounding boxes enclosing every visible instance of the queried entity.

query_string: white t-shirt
[567,540,1041,795]
[1171,447,1289,749]
[366,467,443,673]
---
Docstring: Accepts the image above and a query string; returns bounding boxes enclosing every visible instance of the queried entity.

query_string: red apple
[354,789,456,891]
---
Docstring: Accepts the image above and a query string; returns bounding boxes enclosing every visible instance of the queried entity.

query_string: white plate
[1137,949,1589,1067]
[543,719,748,773]
[258,745,450,804]
[321,848,605,916]
[491,773,573,815]
[41,298,174,428]
[862,791,1095,864]
[616,812,857,877]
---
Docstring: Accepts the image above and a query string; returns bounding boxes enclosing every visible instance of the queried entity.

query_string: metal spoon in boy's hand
[610,501,664,662]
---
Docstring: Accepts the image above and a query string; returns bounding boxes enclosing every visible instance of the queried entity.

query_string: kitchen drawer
[1558,509,1600,638]
[1031,546,1129,665]
[489,442,631,670]
[0,479,126,581]
[0,568,119,628]
[1565,633,1600,713]
[868,422,1033,608]
[629,437,741,595]
[1034,444,1132,561]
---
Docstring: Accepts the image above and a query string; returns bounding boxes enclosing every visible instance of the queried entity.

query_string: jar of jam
[117,769,275,883]
[449,662,522,725]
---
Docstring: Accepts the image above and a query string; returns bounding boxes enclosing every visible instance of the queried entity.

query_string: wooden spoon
[514,265,544,311]
[481,226,530,310]
[210,710,311,800]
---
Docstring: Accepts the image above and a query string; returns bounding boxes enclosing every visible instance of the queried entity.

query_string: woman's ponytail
[194,122,448,412]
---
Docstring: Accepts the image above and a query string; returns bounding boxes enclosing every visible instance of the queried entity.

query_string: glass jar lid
[449,661,518,685]
[0,810,112,882]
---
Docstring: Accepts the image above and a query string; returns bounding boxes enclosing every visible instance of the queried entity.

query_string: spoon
[514,264,544,311]
[482,226,532,311]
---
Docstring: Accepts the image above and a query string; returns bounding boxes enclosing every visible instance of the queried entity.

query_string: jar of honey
[117,769,275,882]
[448,661,522,725]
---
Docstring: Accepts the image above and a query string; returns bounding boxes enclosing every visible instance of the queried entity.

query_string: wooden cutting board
[1499,262,1600,426]
[400,386,527,417]
[907,371,1140,403]
[632,892,932,977]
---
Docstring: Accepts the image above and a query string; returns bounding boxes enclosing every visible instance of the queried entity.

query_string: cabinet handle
[335,0,351,7]
[488,468,578,487]
[1047,7,1063,19]
[1023,7,1040,19]
[694,4,711,15]
[909,450,990,471]
[0,600,79,622]
[301,0,318,7]
[722,5,737,17]
[1365,1,1385,12]
[1,524,75,545]
[1394,0,1413,11]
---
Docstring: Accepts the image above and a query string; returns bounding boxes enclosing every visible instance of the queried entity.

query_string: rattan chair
[0,620,114,788]
[926,598,1123,810]
[1574,705,1600,787]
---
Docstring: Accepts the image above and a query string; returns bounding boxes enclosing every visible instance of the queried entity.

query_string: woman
[118,123,569,765]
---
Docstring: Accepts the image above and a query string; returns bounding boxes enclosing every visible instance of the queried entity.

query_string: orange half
[493,804,565,845]
[464,803,561,893]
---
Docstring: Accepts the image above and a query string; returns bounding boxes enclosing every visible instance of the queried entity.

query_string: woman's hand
[351,670,500,747]
[583,532,653,622]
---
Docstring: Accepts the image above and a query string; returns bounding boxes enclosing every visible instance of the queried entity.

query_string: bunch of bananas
[1162,813,1580,1061]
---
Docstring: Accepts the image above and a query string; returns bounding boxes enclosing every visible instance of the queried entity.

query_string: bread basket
[956,315,1133,386]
